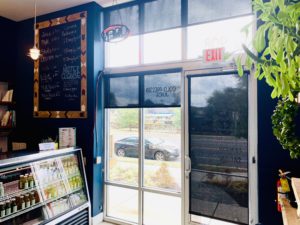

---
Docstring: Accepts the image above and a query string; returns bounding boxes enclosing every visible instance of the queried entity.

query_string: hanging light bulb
[28,0,40,60]
[29,46,40,60]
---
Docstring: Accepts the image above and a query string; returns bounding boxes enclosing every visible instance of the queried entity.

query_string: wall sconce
[28,0,40,60]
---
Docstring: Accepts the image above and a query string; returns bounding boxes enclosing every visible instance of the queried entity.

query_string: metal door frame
[102,61,258,225]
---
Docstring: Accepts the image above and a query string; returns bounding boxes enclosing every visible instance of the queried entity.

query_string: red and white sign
[203,47,224,63]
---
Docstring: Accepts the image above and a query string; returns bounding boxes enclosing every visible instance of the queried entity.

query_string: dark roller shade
[105,71,181,108]
[188,73,248,224]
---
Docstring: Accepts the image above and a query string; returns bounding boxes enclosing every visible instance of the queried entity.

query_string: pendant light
[28,0,40,60]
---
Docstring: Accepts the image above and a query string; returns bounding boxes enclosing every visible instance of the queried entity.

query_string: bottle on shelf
[34,191,40,203]
[19,195,25,210]
[23,174,29,189]
[15,196,20,209]
[28,174,34,188]
[24,194,30,208]
[0,182,5,197]
[0,202,5,218]
[11,198,17,213]
[19,175,24,189]
[5,200,11,216]
[29,192,35,206]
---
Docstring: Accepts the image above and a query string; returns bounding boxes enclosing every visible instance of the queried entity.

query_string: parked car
[114,137,179,161]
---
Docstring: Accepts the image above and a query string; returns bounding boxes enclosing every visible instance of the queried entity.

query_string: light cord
[34,0,37,46]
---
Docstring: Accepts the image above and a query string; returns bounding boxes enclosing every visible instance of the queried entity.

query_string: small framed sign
[101,24,130,43]
[59,127,76,148]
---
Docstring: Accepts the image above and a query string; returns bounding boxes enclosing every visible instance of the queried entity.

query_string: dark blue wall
[258,82,300,225]
[13,2,104,217]
[0,16,16,83]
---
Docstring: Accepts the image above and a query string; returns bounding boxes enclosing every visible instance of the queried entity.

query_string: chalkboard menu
[33,12,87,118]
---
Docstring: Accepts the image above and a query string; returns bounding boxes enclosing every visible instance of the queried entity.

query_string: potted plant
[238,0,300,158]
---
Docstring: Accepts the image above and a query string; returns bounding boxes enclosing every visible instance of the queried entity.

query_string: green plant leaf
[245,55,253,70]
[276,46,284,64]
[277,11,289,23]
[269,44,277,59]
[236,55,243,76]
[253,24,268,52]
[288,91,294,101]
[254,64,261,78]
[276,0,285,10]
[288,60,296,78]
[280,60,287,73]
[287,37,297,53]
[271,88,278,98]
[258,72,265,80]
[263,47,270,57]
[266,73,276,86]
[275,74,282,96]
[242,45,265,64]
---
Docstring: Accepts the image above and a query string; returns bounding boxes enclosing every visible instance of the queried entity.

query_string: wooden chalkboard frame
[33,11,87,118]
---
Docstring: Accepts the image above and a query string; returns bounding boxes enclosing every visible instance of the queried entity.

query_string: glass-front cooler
[0,148,90,225]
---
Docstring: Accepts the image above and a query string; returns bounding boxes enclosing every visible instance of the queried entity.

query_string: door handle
[185,156,191,176]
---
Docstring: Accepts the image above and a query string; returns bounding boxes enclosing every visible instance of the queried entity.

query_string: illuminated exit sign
[203,47,224,63]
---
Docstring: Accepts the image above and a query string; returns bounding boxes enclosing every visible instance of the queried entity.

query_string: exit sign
[203,48,224,63]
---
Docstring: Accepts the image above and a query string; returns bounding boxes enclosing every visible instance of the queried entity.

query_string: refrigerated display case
[0,148,90,225]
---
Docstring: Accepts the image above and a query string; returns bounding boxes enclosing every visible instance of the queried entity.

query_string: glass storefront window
[188,0,252,25]
[106,185,139,223]
[143,28,182,64]
[105,36,139,68]
[107,109,139,186]
[144,192,181,225]
[187,15,253,60]
[143,108,181,192]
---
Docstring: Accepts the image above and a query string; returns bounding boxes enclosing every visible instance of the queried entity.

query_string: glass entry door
[186,71,250,225]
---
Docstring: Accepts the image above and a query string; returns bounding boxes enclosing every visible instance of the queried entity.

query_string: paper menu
[59,127,76,148]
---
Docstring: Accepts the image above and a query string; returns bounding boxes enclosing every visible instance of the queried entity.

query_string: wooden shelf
[280,178,300,225]
[0,83,15,153]
[281,198,299,225]
[292,178,300,217]
[0,127,14,136]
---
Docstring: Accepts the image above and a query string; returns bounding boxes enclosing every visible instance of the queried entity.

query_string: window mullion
[139,2,144,65]
[138,108,144,225]
[104,109,109,182]
[182,27,187,61]
[181,0,187,61]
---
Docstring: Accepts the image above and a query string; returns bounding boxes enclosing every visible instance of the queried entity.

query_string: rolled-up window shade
[188,0,252,25]
[105,75,139,108]
[104,71,181,108]
[144,0,181,33]
[143,72,181,107]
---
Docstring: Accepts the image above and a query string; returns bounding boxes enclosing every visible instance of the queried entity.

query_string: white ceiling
[0,0,133,22]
